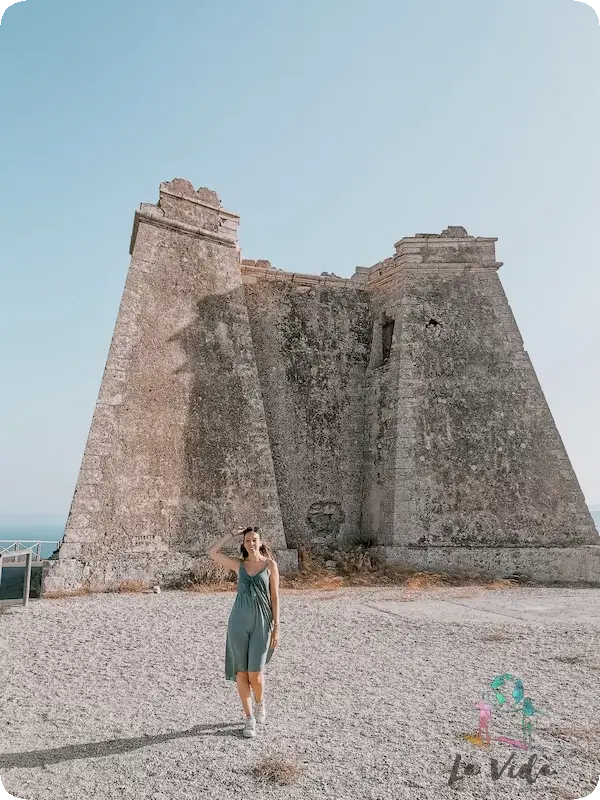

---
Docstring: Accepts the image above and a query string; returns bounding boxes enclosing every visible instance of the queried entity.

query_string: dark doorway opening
[382,315,395,362]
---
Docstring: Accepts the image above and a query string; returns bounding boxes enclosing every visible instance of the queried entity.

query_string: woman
[208,525,280,738]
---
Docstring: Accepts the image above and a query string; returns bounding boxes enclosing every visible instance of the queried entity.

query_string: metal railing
[0,541,60,606]
[0,540,57,562]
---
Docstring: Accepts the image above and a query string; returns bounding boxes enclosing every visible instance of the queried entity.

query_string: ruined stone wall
[244,278,371,553]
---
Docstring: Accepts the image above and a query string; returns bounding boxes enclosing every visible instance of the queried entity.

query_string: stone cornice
[129,206,239,254]
[393,234,498,249]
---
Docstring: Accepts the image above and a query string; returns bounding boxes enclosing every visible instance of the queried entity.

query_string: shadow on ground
[0,723,244,770]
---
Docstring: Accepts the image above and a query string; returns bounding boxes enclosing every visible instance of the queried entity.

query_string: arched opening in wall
[381,314,395,363]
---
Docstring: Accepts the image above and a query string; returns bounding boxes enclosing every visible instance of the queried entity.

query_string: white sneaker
[254,699,266,724]
[243,714,256,738]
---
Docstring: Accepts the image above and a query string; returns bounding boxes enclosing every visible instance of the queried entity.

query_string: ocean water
[0,522,64,560]
[0,520,64,600]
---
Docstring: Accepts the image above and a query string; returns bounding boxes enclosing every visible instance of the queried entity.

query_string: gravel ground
[0,584,599,800]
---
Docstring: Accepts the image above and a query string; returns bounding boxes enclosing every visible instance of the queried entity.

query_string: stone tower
[43,180,599,592]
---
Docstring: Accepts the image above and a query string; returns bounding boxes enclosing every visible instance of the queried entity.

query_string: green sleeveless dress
[225,561,275,682]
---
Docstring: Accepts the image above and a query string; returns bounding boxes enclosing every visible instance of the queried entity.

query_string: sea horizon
[0,516,65,559]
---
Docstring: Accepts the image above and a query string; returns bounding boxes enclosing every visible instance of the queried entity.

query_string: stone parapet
[241,227,502,289]
[347,228,503,289]
[396,226,496,255]
[130,178,240,253]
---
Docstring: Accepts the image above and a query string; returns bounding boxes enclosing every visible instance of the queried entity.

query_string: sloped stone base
[42,548,298,594]
[369,545,600,586]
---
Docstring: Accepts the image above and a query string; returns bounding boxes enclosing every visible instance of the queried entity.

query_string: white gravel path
[0,585,599,800]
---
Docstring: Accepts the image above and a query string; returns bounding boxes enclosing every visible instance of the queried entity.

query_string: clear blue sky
[0,0,599,518]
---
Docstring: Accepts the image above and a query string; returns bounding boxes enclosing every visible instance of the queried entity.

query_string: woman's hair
[240,526,274,560]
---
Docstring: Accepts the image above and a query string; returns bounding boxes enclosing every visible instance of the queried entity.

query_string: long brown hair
[240,526,273,560]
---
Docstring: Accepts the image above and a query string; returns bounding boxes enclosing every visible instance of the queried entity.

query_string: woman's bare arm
[268,559,280,626]
[207,528,244,572]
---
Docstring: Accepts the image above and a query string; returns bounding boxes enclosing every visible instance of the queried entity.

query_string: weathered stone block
[58,542,83,559]
[273,549,299,574]
[370,545,600,586]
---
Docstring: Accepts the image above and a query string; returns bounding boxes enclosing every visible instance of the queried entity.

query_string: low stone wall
[370,545,600,586]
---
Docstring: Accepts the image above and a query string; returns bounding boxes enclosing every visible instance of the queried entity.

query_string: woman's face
[244,532,261,555]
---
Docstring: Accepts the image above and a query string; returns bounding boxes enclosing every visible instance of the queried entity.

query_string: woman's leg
[235,671,253,717]
[248,671,264,703]
[247,624,269,704]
